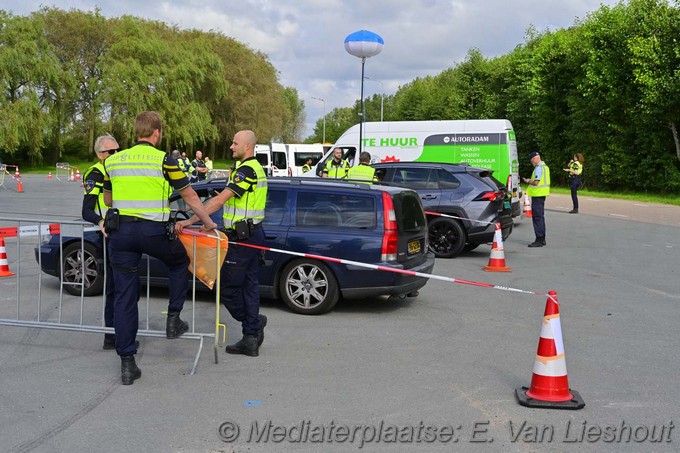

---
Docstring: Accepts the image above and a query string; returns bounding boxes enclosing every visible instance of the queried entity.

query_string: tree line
[308,0,680,193]
[0,7,305,165]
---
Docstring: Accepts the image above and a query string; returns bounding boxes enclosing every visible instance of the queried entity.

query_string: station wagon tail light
[475,191,504,202]
[381,192,398,261]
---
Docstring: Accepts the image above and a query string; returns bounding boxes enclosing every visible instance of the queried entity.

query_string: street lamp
[311,96,326,144]
[364,76,384,122]
[344,30,384,155]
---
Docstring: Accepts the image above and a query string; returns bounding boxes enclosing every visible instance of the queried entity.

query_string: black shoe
[528,241,544,248]
[569,209,578,214]
[166,312,189,339]
[121,355,141,385]
[103,335,139,350]
[257,314,267,347]
[226,335,259,357]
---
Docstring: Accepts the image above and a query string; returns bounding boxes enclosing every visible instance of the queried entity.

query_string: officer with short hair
[82,134,120,349]
[103,111,218,385]
[346,151,377,183]
[176,130,268,357]
[301,157,313,174]
[322,148,349,179]
[523,151,551,247]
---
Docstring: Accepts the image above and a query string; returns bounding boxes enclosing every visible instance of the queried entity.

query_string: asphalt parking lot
[1,174,679,452]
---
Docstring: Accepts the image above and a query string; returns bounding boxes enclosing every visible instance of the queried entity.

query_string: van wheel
[62,242,104,296]
[428,218,465,258]
[279,259,339,315]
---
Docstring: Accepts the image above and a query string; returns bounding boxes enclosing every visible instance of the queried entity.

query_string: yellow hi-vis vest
[569,161,583,177]
[83,162,107,218]
[223,159,268,230]
[104,143,171,222]
[346,163,377,183]
[527,162,551,197]
[324,159,349,179]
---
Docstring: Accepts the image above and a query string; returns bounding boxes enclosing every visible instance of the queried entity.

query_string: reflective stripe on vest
[223,159,268,229]
[325,159,348,179]
[527,162,551,197]
[83,162,107,218]
[105,144,171,221]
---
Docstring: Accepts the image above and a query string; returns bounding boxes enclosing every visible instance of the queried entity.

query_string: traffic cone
[523,193,533,218]
[516,291,585,409]
[75,167,81,180]
[483,223,511,272]
[0,237,16,277]
[48,171,52,180]
[69,169,75,182]
[16,177,23,193]
[14,166,19,178]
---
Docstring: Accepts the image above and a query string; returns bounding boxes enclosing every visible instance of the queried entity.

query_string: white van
[268,143,324,177]
[313,120,523,217]
[255,144,272,176]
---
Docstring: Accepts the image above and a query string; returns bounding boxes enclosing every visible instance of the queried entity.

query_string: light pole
[364,76,384,122]
[344,30,384,155]
[311,97,326,143]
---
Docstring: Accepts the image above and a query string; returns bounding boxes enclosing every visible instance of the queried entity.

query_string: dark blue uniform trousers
[531,196,546,239]
[220,224,264,336]
[109,221,190,355]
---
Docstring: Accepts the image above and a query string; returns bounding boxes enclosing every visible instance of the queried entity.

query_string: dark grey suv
[372,162,513,258]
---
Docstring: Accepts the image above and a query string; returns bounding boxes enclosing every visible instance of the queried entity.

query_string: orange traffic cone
[16,177,23,193]
[69,168,75,182]
[516,291,585,409]
[0,237,16,277]
[75,167,81,180]
[48,171,52,179]
[523,193,533,218]
[14,166,19,178]
[483,223,511,272]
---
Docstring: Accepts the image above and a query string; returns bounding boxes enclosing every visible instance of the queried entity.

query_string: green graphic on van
[361,137,418,147]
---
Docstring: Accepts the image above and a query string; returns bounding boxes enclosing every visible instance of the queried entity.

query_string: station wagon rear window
[296,191,376,229]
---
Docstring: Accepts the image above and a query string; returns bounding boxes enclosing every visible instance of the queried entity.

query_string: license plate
[408,239,421,254]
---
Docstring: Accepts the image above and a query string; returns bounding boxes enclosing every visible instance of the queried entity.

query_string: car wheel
[279,259,339,315]
[428,217,466,258]
[61,242,104,296]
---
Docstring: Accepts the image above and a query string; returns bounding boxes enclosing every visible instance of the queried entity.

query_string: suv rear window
[296,191,376,229]
[394,192,427,232]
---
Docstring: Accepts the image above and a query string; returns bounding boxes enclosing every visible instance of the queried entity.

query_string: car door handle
[421,195,437,200]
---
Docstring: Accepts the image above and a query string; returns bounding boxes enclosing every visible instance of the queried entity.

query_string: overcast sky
[4,0,621,138]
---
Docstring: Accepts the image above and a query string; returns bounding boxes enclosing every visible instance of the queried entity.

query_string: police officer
[174,150,194,180]
[564,153,584,214]
[346,151,378,183]
[82,134,119,349]
[176,130,267,357]
[322,148,349,179]
[523,151,551,247]
[191,150,209,182]
[301,157,313,174]
[103,111,217,385]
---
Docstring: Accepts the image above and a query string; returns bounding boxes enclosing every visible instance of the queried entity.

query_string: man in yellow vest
[176,130,268,357]
[322,148,349,179]
[347,151,378,183]
[103,111,217,385]
[82,134,120,350]
[523,151,551,247]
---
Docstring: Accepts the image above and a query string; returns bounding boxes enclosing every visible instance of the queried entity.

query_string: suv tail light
[381,192,398,261]
[475,191,504,202]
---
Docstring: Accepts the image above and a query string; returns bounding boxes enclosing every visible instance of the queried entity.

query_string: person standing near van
[523,151,550,247]
[301,157,313,173]
[191,150,209,182]
[322,148,348,179]
[564,153,584,214]
[347,152,377,183]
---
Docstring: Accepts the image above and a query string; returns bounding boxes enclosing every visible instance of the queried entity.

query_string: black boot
[166,311,189,339]
[569,209,578,214]
[257,314,267,347]
[528,239,544,247]
[226,335,259,357]
[103,334,116,350]
[120,355,141,385]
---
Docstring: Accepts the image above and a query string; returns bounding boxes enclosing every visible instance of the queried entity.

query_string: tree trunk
[670,121,680,163]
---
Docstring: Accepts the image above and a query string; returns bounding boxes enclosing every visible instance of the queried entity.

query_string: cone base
[0,271,16,277]
[483,265,511,272]
[515,386,585,410]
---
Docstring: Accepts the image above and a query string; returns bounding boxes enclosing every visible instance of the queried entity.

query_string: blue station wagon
[36,177,435,315]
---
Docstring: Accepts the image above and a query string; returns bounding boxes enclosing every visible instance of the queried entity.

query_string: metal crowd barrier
[0,216,224,375]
